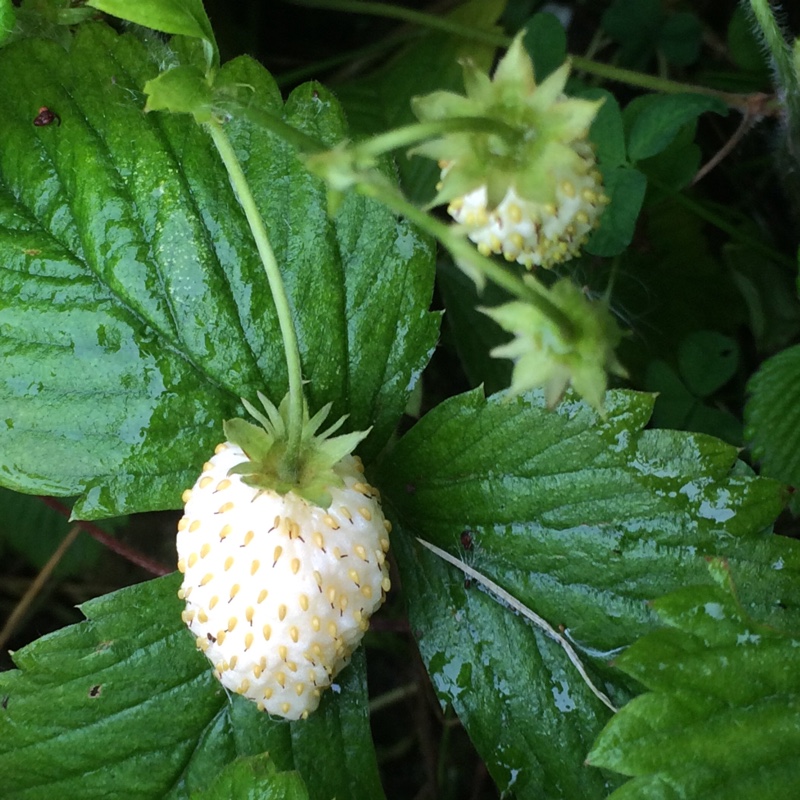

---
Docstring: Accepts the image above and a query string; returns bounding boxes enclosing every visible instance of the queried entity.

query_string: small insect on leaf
[33,106,60,127]
[88,685,102,698]
[460,530,474,551]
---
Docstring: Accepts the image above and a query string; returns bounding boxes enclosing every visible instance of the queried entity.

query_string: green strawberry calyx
[223,392,370,508]
[411,32,604,211]
[482,277,627,410]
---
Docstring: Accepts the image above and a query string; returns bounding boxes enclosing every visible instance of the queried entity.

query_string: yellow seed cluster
[176,445,391,720]
[446,168,608,270]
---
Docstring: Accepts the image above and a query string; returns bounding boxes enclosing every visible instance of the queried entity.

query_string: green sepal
[223,392,371,508]
[412,31,605,211]
[223,418,275,462]
[143,65,213,122]
[410,90,476,122]
[483,277,627,410]
[490,32,536,95]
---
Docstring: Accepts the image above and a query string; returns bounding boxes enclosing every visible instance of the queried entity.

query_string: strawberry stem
[747,0,800,123]
[206,119,304,474]
[353,117,520,161]
[287,0,762,114]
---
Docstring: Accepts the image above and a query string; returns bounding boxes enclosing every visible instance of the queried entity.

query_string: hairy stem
[213,99,326,153]
[748,0,800,111]
[207,119,305,473]
[41,498,171,576]
[354,117,520,160]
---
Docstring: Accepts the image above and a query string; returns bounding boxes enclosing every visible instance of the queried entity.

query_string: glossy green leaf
[585,166,647,257]
[626,94,727,163]
[588,571,800,798]
[0,23,437,518]
[378,387,794,798]
[745,343,800,489]
[523,12,567,82]
[0,573,384,800]
[191,754,308,800]
[0,0,14,46]
[87,0,218,69]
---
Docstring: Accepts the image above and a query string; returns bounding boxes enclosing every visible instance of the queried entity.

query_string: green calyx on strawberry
[176,393,391,720]
[224,392,370,508]
[483,277,627,409]
[411,32,608,269]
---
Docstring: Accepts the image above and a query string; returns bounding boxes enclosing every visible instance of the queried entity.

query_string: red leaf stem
[39,497,172,577]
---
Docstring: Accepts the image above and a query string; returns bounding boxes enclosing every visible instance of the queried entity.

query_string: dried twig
[416,537,618,713]
[0,523,83,651]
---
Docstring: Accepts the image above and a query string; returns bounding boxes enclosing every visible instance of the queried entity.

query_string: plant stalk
[354,117,521,160]
[40,497,171,576]
[285,0,768,115]
[213,99,326,154]
[207,119,305,470]
[0,523,83,652]
[748,0,800,107]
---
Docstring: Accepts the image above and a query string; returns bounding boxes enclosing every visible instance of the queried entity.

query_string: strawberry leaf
[0,23,437,518]
[625,93,727,163]
[87,0,219,70]
[0,0,13,46]
[587,566,800,798]
[378,387,794,799]
[190,754,308,800]
[0,574,384,800]
[745,343,800,493]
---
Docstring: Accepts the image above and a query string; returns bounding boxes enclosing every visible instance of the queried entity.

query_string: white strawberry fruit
[176,393,391,720]
[412,33,608,270]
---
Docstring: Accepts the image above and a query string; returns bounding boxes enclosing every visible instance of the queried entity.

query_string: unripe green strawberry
[176,394,391,720]
[412,33,608,269]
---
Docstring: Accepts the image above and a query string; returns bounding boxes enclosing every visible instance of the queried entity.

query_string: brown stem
[0,523,83,651]
[693,94,772,185]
